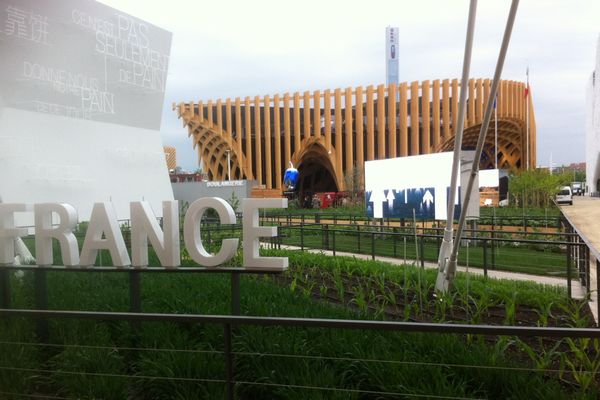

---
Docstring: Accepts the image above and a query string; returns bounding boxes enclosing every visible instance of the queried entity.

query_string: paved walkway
[559,195,600,323]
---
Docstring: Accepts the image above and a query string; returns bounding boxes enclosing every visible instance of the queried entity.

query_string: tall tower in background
[385,26,399,86]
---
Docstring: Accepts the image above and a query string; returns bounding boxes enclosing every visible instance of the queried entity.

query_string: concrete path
[559,195,600,323]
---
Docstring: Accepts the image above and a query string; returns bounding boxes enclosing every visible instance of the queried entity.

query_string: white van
[556,186,573,205]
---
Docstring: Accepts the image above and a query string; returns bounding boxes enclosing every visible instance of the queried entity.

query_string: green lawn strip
[277,229,568,277]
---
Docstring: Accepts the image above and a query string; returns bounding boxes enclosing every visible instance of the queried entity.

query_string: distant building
[586,35,600,194]
[176,79,536,201]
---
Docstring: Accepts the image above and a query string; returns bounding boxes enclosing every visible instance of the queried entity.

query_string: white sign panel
[365,152,480,220]
[0,0,171,129]
[0,0,174,223]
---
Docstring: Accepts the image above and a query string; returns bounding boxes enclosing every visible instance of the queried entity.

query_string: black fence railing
[559,211,600,323]
[263,212,563,231]
[1,307,599,399]
[260,222,583,293]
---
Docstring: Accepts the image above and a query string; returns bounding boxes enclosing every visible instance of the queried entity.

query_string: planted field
[0,250,598,399]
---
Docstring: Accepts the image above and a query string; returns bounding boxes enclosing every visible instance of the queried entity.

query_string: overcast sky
[101,0,600,171]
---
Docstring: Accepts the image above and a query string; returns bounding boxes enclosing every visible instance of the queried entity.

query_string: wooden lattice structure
[175,79,535,193]
[163,146,177,171]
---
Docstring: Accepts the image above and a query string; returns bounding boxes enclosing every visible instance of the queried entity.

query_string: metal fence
[1,302,600,399]
[1,213,599,398]
[559,211,600,323]
[261,222,584,295]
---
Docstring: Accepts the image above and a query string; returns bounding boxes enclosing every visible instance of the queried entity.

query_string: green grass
[1,248,596,399]
[4,221,596,399]
[277,225,569,277]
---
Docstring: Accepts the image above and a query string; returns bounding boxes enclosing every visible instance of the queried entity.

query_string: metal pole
[371,232,375,260]
[224,323,235,400]
[436,0,478,291]
[34,270,49,343]
[438,0,520,293]
[0,267,10,309]
[129,270,142,338]
[332,229,336,256]
[231,272,240,315]
[597,259,600,327]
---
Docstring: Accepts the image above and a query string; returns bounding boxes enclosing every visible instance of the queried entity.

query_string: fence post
[300,223,304,251]
[567,235,572,299]
[34,270,49,343]
[419,236,425,268]
[597,259,600,327]
[322,224,329,250]
[483,240,488,278]
[207,225,212,253]
[129,270,142,338]
[332,229,336,256]
[224,323,235,400]
[393,227,397,258]
[491,223,496,270]
[371,232,375,260]
[357,225,361,253]
[585,246,590,295]
[231,272,240,315]
[0,266,10,309]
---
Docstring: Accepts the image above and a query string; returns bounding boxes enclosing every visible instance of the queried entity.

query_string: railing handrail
[559,206,600,262]
[1,308,598,338]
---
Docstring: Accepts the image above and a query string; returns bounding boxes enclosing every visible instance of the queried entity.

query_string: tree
[508,169,570,207]
[343,166,364,205]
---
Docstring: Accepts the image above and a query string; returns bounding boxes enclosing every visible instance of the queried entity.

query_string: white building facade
[586,35,600,194]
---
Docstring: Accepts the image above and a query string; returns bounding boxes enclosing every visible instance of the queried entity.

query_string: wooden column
[345,87,353,172]
[293,92,301,157]
[264,95,272,189]
[283,93,291,168]
[483,79,491,116]
[467,79,475,126]
[432,80,440,151]
[234,97,243,178]
[442,79,450,143]
[324,89,332,152]
[303,91,311,139]
[410,81,420,155]
[225,99,232,140]
[253,96,262,185]
[207,100,213,126]
[475,79,483,123]
[421,80,430,154]
[376,84,386,159]
[244,97,253,180]
[399,83,408,156]
[198,100,204,123]
[451,79,459,133]
[334,88,343,182]
[274,94,282,189]
[355,86,364,169]
[366,85,375,161]
[313,90,321,139]
[387,84,397,158]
